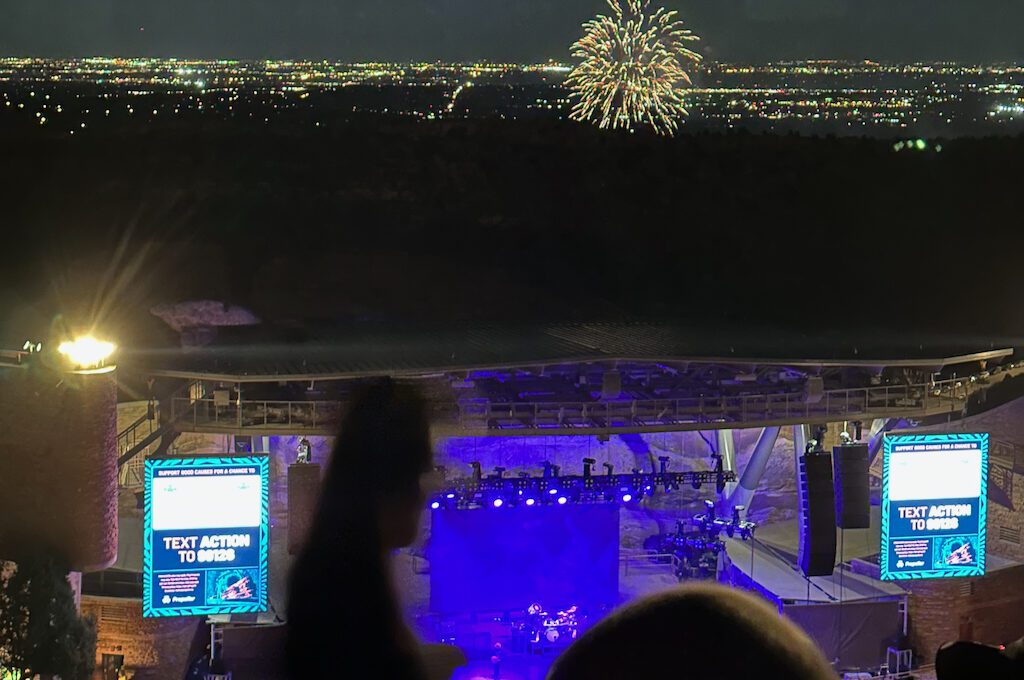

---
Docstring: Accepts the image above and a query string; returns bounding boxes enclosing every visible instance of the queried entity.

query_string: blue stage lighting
[493,498,504,508]
[446,493,456,499]
[557,496,568,505]
[431,501,441,510]
[548,488,559,495]
[525,498,536,506]
[621,493,633,503]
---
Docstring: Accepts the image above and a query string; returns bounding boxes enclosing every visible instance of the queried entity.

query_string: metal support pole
[729,426,781,518]
[867,418,896,464]
[717,429,737,499]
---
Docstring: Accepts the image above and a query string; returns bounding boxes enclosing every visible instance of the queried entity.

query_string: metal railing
[118,410,155,489]
[168,376,980,435]
[172,396,344,431]
[118,381,203,489]
[620,550,680,577]
[458,377,974,431]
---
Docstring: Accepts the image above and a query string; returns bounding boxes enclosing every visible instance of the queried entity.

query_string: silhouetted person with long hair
[287,380,461,679]
[546,584,835,680]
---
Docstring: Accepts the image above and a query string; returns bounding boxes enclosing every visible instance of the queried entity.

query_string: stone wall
[0,365,118,572]
[904,564,1024,664]
[81,595,201,678]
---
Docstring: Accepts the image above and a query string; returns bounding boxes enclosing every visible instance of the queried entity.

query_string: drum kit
[526,603,580,647]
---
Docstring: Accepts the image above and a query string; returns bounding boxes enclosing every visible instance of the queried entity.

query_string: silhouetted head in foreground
[315,378,432,548]
[287,379,433,680]
[937,637,1024,680]
[547,584,835,680]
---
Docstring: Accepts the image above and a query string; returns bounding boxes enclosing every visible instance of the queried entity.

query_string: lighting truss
[430,457,738,509]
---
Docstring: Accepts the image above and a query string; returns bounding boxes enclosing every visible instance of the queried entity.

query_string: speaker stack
[798,452,837,577]
[833,444,871,529]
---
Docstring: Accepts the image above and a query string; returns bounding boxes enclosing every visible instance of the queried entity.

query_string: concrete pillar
[729,426,781,518]
[287,463,322,555]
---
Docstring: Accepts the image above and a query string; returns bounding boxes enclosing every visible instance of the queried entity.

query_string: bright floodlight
[58,336,116,368]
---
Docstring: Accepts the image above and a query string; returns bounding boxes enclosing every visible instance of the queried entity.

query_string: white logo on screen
[162,595,171,604]
[896,560,905,568]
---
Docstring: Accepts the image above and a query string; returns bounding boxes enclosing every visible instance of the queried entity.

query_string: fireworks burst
[566,0,702,136]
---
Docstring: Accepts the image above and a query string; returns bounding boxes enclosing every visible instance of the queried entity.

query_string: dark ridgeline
[0,112,1021,346]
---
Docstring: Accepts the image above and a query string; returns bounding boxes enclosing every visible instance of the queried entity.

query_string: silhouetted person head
[287,379,433,680]
[547,584,834,680]
[316,378,432,548]
[937,638,1023,680]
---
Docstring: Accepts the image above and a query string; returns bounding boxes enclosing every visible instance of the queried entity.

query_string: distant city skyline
[3,58,1022,139]
[2,1,1024,64]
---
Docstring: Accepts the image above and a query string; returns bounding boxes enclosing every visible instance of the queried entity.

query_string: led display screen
[143,456,269,617]
[881,433,987,580]
[429,504,620,613]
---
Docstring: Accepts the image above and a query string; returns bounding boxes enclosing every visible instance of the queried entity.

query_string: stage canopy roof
[117,322,1013,383]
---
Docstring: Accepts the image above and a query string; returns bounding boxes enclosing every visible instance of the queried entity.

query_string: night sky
[2,0,1023,63]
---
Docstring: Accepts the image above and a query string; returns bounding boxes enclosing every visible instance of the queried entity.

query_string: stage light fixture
[429,464,737,510]
[58,335,116,369]
[621,493,633,503]
[525,498,536,507]
[492,498,504,508]
[431,501,441,510]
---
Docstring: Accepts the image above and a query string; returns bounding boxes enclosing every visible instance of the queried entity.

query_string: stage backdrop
[784,599,903,671]
[429,504,620,614]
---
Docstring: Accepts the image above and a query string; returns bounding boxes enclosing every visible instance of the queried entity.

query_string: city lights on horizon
[0,55,1022,135]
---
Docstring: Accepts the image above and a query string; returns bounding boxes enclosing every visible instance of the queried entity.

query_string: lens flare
[57,336,116,368]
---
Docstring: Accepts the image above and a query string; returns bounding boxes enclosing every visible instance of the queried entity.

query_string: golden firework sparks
[567,0,702,136]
